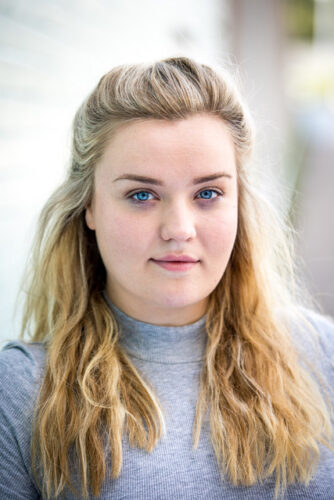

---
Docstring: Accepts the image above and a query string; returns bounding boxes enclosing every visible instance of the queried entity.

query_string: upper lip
[152,254,199,262]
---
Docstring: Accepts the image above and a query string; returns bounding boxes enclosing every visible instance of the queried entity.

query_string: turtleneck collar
[103,292,207,363]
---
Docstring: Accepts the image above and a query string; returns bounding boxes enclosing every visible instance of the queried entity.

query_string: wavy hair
[20,57,332,498]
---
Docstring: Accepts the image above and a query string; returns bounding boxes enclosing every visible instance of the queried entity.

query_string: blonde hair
[20,57,332,498]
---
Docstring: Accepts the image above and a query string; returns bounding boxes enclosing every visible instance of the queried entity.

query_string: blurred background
[0,0,333,344]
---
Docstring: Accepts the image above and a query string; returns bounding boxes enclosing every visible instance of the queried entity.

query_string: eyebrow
[113,172,232,185]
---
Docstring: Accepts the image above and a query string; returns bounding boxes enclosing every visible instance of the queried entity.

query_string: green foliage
[284,0,315,41]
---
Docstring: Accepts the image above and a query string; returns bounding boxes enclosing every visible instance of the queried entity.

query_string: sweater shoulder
[0,340,46,375]
[291,308,334,354]
[0,343,45,498]
[0,341,46,409]
[288,308,334,387]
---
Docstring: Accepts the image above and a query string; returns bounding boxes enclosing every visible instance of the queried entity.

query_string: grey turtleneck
[0,297,333,499]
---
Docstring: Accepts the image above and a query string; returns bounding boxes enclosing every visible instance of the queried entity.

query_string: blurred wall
[230,0,287,183]
[229,0,334,317]
[285,0,334,316]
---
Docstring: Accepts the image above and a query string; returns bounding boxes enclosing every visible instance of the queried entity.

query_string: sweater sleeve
[306,310,334,368]
[0,341,45,499]
[290,308,334,411]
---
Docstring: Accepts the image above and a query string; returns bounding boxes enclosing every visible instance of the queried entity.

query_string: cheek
[203,207,238,253]
[97,210,151,258]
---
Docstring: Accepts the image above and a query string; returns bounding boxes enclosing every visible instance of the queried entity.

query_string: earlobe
[85,205,96,230]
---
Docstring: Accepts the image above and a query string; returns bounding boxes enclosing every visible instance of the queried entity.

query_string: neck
[103,291,208,363]
[105,287,208,327]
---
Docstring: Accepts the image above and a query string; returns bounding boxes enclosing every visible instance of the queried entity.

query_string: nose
[159,200,197,241]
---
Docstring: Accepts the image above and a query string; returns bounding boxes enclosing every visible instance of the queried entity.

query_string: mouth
[150,259,199,272]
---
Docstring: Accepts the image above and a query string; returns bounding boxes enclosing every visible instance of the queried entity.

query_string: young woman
[0,57,333,500]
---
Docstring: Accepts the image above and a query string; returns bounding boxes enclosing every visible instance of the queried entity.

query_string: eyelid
[126,188,156,197]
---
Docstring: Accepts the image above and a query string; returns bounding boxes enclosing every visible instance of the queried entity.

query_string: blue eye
[131,191,155,202]
[128,189,223,204]
[197,190,219,200]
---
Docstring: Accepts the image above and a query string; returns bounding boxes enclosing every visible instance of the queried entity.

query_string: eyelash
[127,188,224,205]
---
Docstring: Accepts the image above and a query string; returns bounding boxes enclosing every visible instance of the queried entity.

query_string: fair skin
[85,113,238,326]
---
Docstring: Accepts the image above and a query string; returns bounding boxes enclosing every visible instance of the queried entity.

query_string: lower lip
[152,260,199,271]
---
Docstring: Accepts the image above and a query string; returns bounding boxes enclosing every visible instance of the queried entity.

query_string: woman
[0,57,333,499]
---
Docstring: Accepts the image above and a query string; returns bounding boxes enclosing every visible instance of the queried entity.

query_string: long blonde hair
[20,57,332,498]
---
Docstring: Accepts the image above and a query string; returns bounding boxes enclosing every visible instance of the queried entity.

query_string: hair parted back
[20,56,332,499]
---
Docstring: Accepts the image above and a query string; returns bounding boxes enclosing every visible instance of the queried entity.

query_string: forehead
[97,114,236,177]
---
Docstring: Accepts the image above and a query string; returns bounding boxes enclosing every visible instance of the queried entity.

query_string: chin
[153,294,204,310]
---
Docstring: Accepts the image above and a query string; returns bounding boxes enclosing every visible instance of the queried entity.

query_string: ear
[85,204,96,230]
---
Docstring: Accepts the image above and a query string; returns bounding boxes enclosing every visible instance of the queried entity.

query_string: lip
[151,260,198,272]
[152,254,199,263]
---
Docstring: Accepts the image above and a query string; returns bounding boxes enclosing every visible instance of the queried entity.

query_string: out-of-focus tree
[284,0,315,41]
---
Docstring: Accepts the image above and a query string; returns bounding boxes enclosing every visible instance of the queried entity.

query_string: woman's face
[86,113,238,325]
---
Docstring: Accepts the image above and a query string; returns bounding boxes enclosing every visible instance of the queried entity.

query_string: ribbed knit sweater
[0,298,333,499]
